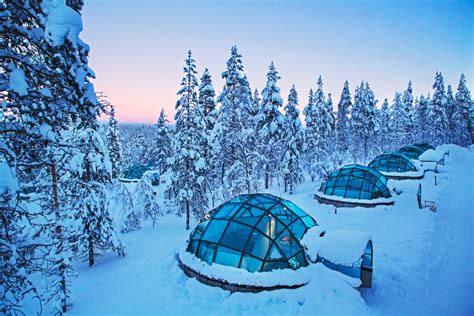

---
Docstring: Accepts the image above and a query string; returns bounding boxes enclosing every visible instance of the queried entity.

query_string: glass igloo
[413,143,435,152]
[396,145,425,160]
[369,153,417,173]
[318,164,392,200]
[186,194,317,273]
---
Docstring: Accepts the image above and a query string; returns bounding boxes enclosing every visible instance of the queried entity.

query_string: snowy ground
[63,145,473,315]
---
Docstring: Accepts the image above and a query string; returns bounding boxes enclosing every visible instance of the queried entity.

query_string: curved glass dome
[396,145,425,160]
[319,164,391,200]
[413,143,435,152]
[369,153,417,173]
[186,194,317,272]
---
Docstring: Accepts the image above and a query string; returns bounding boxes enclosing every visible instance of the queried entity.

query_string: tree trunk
[290,180,293,195]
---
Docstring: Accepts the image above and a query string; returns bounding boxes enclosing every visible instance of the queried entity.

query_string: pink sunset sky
[81,0,473,124]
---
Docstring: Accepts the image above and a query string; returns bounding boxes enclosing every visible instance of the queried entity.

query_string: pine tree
[251,88,261,118]
[402,81,415,145]
[335,81,352,156]
[453,73,473,146]
[282,85,305,194]
[154,109,172,174]
[303,89,317,181]
[256,62,285,188]
[167,50,208,229]
[106,105,123,178]
[428,72,449,146]
[136,175,161,228]
[351,82,378,162]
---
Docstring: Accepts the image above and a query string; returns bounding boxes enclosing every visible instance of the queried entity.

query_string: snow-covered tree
[402,81,415,144]
[453,74,474,146]
[167,50,208,229]
[389,92,409,150]
[445,85,456,143]
[428,72,449,146]
[377,98,391,153]
[153,109,173,174]
[335,80,352,156]
[198,68,217,132]
[106,105,123,178]
[414,95,430,143]
[303,89,317,180]
[136,175,161,228]
[251,88,261,118]
[351,82,378,163]
[256,62,285,188]
[282,85,305,194]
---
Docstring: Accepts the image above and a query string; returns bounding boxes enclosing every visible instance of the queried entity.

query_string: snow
[0,161,19,194]
[42,0,83,47]
[8,67,29,96]
[419,148,445,162]
[379,170,424,179]
[302,228,372,267]
[22,145,473,315]
[315,191,395,205]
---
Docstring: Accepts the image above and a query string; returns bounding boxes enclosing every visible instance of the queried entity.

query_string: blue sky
[82,0,473,123]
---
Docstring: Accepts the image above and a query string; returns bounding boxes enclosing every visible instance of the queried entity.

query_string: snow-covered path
[63,145,473,315]
[414,148,474,315]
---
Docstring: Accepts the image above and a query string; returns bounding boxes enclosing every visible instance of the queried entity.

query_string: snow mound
[305,229,372,267]
[315,191,394,204]
[0,161,19,194]
[419,149,444,162]
[42,0,83,47]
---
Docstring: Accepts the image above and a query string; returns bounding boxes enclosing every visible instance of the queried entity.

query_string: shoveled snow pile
[42,0,83,47]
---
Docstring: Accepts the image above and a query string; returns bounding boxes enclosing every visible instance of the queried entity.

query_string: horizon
[82,0,473,124]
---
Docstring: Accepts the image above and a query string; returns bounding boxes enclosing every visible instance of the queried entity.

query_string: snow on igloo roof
[320,164,391,200]
[369,152,417,173]
[186,194,317,273]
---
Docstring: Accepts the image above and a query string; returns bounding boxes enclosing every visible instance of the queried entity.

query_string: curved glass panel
[413,143,435,152]
[396,145,425,159]
[187,194,317,272]
[369,153,417,173]
[320,164,392,200]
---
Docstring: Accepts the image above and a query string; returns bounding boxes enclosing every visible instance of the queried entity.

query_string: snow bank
[315,191,394,205]
[42,0,83,47]
[8,67,29,96]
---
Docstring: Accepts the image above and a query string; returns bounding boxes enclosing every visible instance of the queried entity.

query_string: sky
[81,0,474,124]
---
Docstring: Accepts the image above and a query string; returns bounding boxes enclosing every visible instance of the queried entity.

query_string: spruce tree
[351,82,378,162]
[445,85,456,143]
[303,89,317,181]
[335,81,352,156]
[167,51,208,229]
[256,62,285,188]
[106,105,123,178]
[154,109,173,174]
[378,98,391,152]
[429,72,449,146]
[402,81,415,145]
[282,85,305,194]
[389,92,408,150]
[198,68,217,132]
[453,73,473,146]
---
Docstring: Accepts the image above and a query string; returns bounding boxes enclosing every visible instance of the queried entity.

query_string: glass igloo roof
[413,143,435,152]
[369,153,417,173]
[396,145,425,160]
[319,164,391,200]
[186,194,317,273]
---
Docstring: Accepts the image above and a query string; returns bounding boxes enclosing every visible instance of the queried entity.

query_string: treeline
[121,47,473,229]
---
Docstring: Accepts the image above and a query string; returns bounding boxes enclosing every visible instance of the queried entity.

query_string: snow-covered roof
[315,191,394,205]
[301,228,372,267]
[419,149,445,162]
